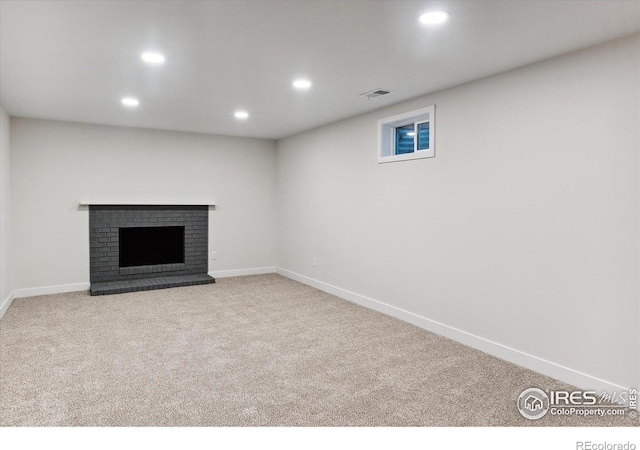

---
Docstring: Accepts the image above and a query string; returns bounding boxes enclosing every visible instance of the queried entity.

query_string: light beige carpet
[0,274,637,426]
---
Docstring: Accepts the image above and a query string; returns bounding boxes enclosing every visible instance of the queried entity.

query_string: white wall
[10,119,277,290]
[277,35,640,390]
[0,104,12,312]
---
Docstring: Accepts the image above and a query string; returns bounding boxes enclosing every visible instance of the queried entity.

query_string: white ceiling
[1,1,638,140]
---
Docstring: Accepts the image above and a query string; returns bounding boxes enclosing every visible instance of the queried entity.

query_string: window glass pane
[395,124,415,155]
[417,121,430,150]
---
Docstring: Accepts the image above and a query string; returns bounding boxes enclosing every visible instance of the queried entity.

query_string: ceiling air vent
[360,88,392,99]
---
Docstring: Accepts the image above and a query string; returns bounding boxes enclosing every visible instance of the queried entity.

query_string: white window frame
[377,105,435,164]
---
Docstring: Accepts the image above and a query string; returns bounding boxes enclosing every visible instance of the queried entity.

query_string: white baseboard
[9,268,278,299]
[0,290,15,320]
[276,267,633,399]
[13,282,90,299]
[209,266,276,278]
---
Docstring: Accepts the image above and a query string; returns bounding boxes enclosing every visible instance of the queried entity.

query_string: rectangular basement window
[378,105,435,163]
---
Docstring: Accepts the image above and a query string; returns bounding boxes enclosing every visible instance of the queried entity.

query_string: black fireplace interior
[119,226,185,268]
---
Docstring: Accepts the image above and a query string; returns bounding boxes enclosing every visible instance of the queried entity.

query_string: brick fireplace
[89,205,215,295]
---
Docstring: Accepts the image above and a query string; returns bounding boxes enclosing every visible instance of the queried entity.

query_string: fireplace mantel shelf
[79,200,217,206]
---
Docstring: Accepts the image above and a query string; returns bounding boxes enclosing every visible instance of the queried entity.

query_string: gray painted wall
[0,105,11,306]
[10,119,277,290]
[276,35,640,389]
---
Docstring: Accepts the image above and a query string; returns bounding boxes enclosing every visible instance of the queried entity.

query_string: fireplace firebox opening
[119,226,185,268]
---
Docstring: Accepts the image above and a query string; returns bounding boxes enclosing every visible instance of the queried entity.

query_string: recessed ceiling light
[407,132,416,137]
[121,97,139,107]
[293,79,312,89]
[419,11,449,25]
[141,52,165,64]
[234,111,249,119]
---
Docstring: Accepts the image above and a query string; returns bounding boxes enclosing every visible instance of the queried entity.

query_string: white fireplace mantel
[79,200,217,206]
